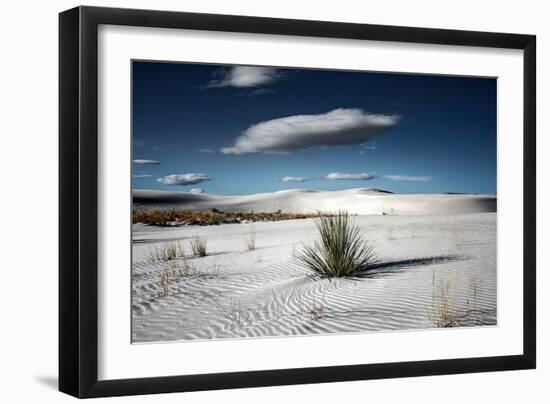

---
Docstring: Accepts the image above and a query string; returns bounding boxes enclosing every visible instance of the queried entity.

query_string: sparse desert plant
[157,264,179,297]
[172,255,192,277]
[294,284,328,320]
[208,296,248,327]
[451,220,464,249]
[156,259,187,297]
[296,211,377,277]
[428,269,457,327]
[148,240,185,261]
[158,269,171,297]
[428,269,484,327]
[153,257,218,298]
[463,275,482,326]
[245,224,256,251]
[190,237,208,256]
[387,228,396,241]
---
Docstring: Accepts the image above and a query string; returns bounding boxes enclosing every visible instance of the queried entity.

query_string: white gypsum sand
[131,189,496,343]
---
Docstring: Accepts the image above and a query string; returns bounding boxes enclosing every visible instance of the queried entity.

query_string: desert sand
[132,189,496,343]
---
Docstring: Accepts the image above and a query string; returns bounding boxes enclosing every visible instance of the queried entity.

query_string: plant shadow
[354,255,467,279]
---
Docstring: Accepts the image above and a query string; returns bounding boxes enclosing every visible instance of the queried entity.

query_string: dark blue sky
[132,61,496,195]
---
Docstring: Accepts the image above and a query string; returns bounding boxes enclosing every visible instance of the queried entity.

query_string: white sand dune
[132,213,496,343]
[133,188,496,215]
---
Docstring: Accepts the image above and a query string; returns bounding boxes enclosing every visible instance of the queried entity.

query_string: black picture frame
[59,5,536,398]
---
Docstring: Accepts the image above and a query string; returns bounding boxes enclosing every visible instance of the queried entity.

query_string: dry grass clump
[148,240,185,261]
[156,258,191,297]
[245,224,256,251]
[204,294,249,327]
[190,237,208,257]
[133,208,319,226]
[428,269,457,327]
[451,220,464,249]
[158,269,172,297]
[218,297,246,326]
[294,284,329,320]
[428,269,482,327]
[296,211,377,277]
[154,258,222,299]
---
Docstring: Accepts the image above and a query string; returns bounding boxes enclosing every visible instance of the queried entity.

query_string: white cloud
[132,174,152,178]
[384,175,432,182]
[280,176,307,182]
[156,173,211,186]
[133,159,160,165]
[324,172,376,181]
[198,148,215,154]
[205,66,280,88]
[190,188,205,194]
[221,108,399,154]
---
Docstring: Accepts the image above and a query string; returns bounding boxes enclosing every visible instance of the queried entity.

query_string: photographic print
[131,61,497,343]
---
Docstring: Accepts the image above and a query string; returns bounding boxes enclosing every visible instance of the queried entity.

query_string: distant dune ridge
[133,188,496,215]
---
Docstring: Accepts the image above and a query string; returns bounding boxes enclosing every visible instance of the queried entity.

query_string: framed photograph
[59,6,536,398]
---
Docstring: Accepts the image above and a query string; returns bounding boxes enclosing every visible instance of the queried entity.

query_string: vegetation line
[133,208,321,226]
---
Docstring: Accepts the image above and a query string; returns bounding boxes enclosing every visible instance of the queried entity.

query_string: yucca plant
[296,211,377,277]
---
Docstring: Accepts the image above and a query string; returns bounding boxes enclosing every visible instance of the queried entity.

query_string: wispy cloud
[384,175,433,182]
[280,176,307,183]
[133,159,160,166]
[358,141,378,155]
[239,88,277,96]
[324,172,376,181]
[132,174,152,178]
[198,148,216,154]
[277,173,429,183]
[190,188,205,194]
[133,138,145,148]
[205,66,281,88]
[221,108,399,154]
[157,173,211,186]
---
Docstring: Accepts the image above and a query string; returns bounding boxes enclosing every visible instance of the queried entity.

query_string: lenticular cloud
[206,66,280,88]
[133,159,160,165]
[281,176,307,182]
[324,172,376,181]
[157,173,211,186]
[221,108,399,154]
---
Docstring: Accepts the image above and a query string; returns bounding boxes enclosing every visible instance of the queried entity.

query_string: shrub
[296,211,377,277]
[133,208,320,226]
